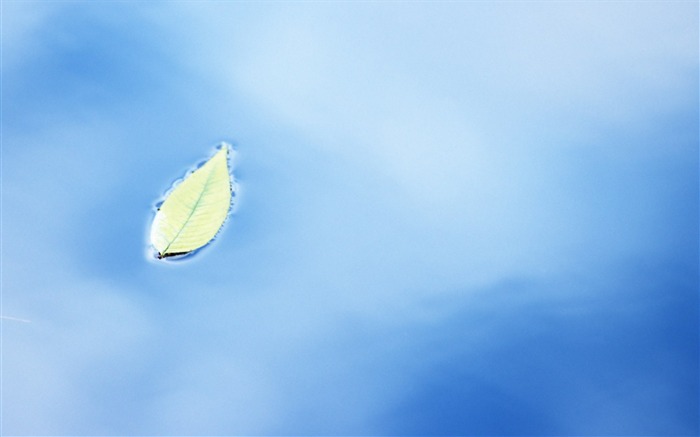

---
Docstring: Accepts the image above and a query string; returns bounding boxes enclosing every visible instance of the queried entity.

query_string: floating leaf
[150,145,233,259]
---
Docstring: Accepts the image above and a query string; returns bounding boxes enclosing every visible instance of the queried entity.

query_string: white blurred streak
[0,315,31,323]
[2,281,155,434]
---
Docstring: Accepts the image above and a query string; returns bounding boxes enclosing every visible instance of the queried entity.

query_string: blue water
[2,2,698,435]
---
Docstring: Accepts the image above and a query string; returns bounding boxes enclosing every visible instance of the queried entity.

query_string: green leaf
[150,145,233,259]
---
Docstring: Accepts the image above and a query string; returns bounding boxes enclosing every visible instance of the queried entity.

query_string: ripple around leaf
[150,145,232,259]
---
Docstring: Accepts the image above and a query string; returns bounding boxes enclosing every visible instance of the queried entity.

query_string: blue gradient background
[2,1,698,435]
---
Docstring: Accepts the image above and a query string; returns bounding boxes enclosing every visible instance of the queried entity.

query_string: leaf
[150,145,233,259]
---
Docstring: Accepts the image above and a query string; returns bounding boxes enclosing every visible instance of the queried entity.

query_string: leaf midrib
[161,163,220,256]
